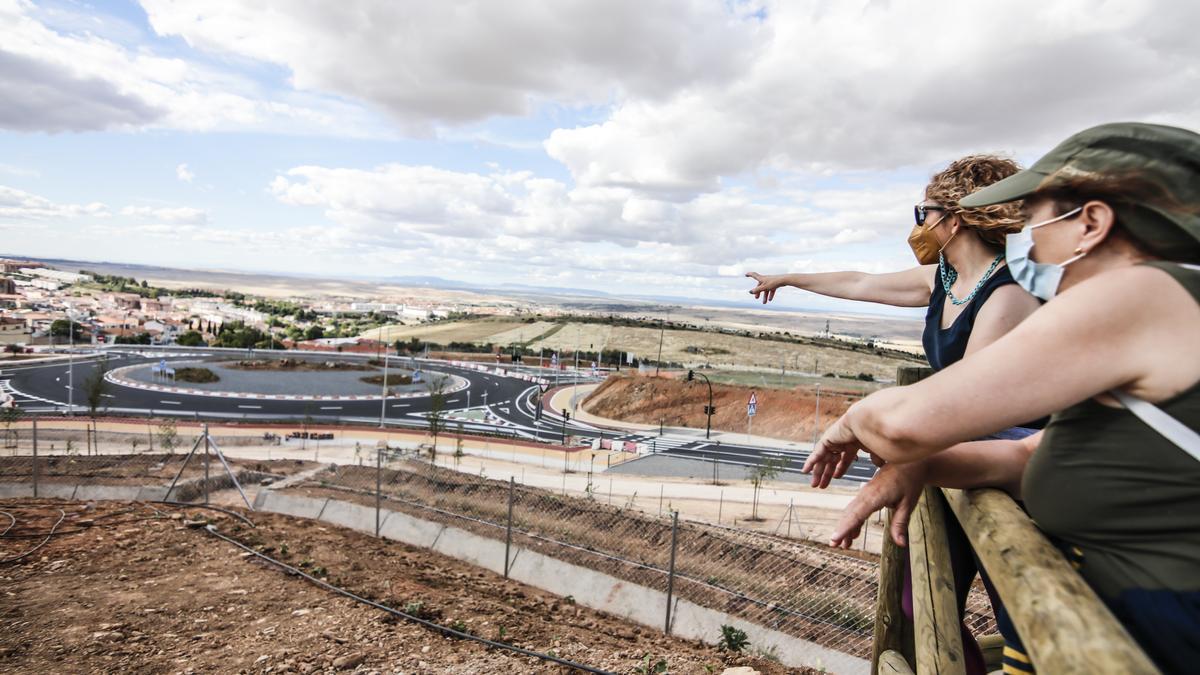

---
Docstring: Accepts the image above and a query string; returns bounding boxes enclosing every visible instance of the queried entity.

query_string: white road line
[238,405,262,410]
[159,400,182,405]
[392,403,410,408]
[319,406,342,410]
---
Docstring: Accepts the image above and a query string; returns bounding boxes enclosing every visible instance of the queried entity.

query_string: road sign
[747,391,758,417]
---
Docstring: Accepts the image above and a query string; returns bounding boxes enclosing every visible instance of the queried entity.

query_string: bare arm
[829,434,1039,548]
[746,266,934,308]
[808,265,1200,470]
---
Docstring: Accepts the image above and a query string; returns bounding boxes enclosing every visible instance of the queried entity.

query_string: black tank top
[921,264,1017,371]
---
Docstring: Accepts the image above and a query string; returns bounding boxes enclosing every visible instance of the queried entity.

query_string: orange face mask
[907,216,956,265]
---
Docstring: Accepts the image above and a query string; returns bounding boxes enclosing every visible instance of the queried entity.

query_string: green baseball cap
[960,122,1200,259]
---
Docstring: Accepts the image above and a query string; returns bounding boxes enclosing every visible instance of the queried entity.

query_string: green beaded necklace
[939,252,1005,306]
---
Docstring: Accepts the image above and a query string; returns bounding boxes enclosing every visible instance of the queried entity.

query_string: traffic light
[562,409,570,421]
[687,370,695,381]
[703,405,717,415]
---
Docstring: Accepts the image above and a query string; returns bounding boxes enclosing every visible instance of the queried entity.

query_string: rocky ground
[0,499,817,674]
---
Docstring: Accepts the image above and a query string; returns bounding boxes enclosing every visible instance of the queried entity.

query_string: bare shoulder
[980,282,1041,318]
[1061,264,1196,315]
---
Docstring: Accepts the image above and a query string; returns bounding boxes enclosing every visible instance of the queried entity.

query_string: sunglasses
[914,204,948,226]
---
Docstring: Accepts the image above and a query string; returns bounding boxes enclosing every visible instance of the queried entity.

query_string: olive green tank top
[1023,261,1200,601]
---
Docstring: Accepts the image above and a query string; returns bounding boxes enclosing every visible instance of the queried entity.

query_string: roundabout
[106,356,468,402]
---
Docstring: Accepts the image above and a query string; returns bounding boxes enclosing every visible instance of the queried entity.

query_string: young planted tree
[425,375,449,463]
[748,456,788,521]
[82,356,110,454]
[454,420,465,469]
[0,406,19,450]
[157,418,179,454]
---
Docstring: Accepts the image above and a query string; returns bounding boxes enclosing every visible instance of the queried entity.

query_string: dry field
[361,318,920,380]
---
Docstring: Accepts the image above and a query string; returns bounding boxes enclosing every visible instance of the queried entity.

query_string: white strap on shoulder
[1110,389,1200,463]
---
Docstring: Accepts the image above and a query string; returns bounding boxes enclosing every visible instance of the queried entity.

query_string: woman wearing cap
[746,155,1041,377]
[807,123,1200,674]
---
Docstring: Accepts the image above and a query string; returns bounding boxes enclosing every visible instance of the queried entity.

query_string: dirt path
[0,499,814,674]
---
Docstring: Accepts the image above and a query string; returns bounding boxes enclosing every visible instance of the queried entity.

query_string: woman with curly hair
[747,155,1041,378]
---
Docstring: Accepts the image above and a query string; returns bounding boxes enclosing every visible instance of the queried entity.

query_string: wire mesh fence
[0,413,998,663]
[291,452,997,661]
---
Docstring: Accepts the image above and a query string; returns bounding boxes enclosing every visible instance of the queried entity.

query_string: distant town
[0,257,461,351]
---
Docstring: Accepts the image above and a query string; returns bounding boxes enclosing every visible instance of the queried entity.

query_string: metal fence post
[664,510,679,635]
[32,417,38,498]
[375,448,383,537]
[504,477,515,578]
[203,423,210,505]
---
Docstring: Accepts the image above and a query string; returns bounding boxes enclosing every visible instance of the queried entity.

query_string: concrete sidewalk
[550,383,816,452]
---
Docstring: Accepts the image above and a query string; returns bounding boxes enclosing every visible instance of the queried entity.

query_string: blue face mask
[1005,207,1085,301]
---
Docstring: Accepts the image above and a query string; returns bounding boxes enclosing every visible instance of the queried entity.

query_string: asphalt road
[0,346,876,482]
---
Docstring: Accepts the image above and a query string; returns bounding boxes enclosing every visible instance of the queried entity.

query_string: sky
[2,0,1198,315]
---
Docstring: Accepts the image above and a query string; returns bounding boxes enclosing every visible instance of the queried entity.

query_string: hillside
[582,373,860,443]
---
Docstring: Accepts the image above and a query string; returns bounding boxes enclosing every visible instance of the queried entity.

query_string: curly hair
[925,155,1025,248]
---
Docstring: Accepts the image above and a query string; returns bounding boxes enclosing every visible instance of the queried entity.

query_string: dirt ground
[583,374,857,443]
[0,499,816,674]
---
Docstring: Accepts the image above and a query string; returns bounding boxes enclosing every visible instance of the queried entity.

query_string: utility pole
[812,384,822,445]
[655,313,667,376]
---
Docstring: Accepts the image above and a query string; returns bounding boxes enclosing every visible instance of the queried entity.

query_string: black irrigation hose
[155,501,256,528]
[0,511,14,538]
[0,508,65,564]
[203,524,615,675]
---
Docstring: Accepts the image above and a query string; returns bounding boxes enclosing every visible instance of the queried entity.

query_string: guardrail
[872,366,1157,674]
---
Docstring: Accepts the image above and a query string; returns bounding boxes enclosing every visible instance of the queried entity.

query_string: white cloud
[176,163,194,183]
[121,205,209,225]
[0,184,108,219]
[0,0,382,134]
[267,161,900,283]
[139,0,762,132]
[545,0,1200,196]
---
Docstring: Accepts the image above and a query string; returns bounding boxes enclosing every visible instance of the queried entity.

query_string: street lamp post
[378,351,389,428]
[686,370,714,439]
[67,309,76,416]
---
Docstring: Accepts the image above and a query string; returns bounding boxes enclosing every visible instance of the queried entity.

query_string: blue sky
[3,0,1197,316]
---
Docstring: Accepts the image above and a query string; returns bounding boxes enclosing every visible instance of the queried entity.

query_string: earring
[1073,247,1084,255]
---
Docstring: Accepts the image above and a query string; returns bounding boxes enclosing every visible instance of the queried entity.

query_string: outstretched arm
[746,266,934,308]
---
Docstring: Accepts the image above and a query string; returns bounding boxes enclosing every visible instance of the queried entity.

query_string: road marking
[101,393,115,398]
[391,403,410,408]
[159,400,182,405]
[320,405,342,410]
[238,405,262,410]
[445,398,459,404]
